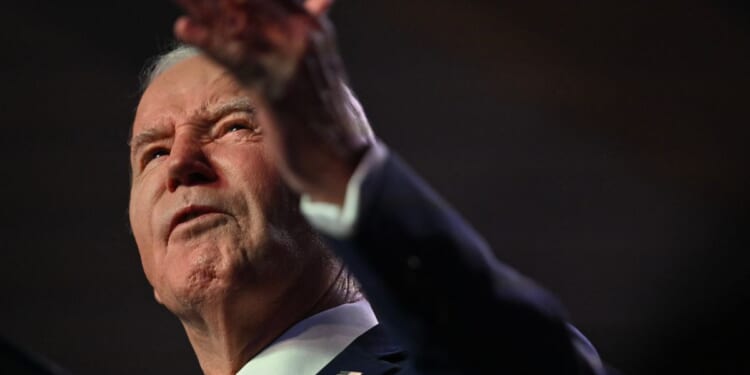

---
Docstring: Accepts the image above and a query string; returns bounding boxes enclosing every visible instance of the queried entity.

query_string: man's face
[129,55,311,315]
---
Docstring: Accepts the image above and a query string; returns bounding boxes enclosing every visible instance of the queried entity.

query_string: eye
[225,122,253,133]
[218,120,260,139]
[144,148,169,165]
[213,111,261,140]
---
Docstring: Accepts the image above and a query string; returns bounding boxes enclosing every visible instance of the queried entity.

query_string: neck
[180,262,360,375]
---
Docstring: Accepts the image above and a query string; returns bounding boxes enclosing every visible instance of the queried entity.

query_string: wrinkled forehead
[132,55,248,136]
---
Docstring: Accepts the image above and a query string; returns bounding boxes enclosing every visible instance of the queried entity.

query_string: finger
[174,16,211,47]
[219,0,303,41]
[303,0,333,17]
[173,0,220,24]
[216,0,253,38]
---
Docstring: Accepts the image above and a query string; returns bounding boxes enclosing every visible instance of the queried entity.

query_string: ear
[304,0,334,17]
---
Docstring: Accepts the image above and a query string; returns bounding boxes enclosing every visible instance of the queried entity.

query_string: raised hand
[173,0,315,93]
[172,0,374,204]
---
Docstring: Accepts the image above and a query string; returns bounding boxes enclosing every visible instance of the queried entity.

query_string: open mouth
[170,206,222,235]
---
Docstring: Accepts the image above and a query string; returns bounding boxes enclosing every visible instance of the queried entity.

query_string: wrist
[303,143,370,205]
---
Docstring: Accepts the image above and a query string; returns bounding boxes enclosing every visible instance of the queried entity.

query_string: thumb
[304,0,334,17]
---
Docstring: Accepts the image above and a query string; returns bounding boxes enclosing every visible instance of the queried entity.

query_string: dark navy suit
[318,152,611,375]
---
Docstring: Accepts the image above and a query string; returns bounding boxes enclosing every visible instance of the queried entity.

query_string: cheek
[245,153,285,214]
[129,185,150,243]
[243,154,302,236]
[225,144,283,202]
[223,146,291,240]
[129,184,160,281]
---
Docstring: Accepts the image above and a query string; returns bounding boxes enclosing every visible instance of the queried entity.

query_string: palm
[173,0,313,84]
[171,0,369,204]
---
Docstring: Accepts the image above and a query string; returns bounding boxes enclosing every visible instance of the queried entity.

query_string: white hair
[138,43,374,141]
[140,44,202,92]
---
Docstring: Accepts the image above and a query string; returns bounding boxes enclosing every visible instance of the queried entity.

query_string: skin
[127,1,372,373]
[129,55,355,374]
[172,0,373,204]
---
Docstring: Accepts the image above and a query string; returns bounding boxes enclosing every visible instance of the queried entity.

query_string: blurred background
[0,1,748,374]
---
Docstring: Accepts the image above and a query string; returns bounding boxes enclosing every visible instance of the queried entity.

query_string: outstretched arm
[170,1,609,373]
[321,151,607,374]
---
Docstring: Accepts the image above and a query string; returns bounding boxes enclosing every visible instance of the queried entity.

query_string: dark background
[1,1,748,374]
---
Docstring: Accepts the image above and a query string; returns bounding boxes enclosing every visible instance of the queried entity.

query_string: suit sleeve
[313,148,609,374]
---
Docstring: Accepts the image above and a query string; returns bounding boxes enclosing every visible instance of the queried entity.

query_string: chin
[163,254,234,316]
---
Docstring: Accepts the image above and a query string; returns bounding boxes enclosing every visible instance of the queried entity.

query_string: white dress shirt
[235,300,379,375]
[300,143,388,238]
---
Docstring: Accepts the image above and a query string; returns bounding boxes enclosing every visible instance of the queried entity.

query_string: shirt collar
[236,300,378,375]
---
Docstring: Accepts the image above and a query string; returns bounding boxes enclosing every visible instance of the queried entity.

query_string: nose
[166,134,217,192]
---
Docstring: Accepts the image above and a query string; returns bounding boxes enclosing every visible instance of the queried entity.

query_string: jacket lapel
[317,324,409,375]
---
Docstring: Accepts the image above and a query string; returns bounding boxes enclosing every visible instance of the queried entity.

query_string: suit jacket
[318,324,410,375]
[319,152,610,375]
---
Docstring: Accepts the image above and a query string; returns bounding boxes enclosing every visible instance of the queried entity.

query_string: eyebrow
[129,97,256,157]
[128,126,171,158]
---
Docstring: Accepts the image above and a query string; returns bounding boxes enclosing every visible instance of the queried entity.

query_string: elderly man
[128,0,610,374]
